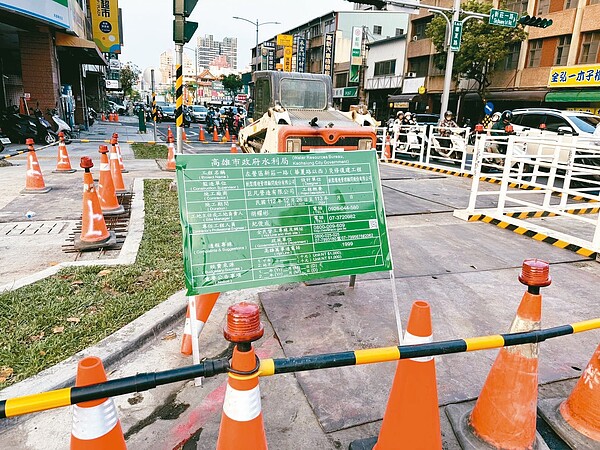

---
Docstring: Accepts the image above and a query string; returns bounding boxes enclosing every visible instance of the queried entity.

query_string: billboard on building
[548,64,600,88]
[349,26,362,83]
[90,0,121,53]
[0,0,70,28]
[323,33,335,78]
[296,38,306,73]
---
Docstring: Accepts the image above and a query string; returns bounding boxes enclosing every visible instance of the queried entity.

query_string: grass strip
[131,143,168,159]
[0,179,184,388]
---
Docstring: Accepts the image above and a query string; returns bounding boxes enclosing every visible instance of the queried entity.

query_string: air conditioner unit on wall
[405,72,417,78]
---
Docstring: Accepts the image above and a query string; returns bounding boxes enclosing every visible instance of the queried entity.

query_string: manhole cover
[1,221,71,236]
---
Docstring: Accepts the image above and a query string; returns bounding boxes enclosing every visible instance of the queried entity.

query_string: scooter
[0,106,38,144]
[47,108,72,143]
[0,130,10,153]
[32,108,58,145]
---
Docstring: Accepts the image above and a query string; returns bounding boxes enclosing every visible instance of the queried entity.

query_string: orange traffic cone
[112,133,127,173]
[216,302,267,450]
[101,113,106,122]
[370,300,441,449]
[70,356,126,450]
[199,126,205,142]
[182,129,188,142]
[224,127,230,142]
[108,113,114,122]
[384,135,392,159]
[180,293,220,355]
[54,132,76,173]
[115,113,119,122]
[449,259,550,449]
[165,135,176,172]
[97,145,124,215]
[22,138,51,194]
[553,343,600,444]
[167,126,173,141]
[230,140,238,153]
[212,126,219,142]
[74,157,116,250]
[109,137,127,194]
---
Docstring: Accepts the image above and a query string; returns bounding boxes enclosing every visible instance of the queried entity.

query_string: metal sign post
[151,69,157,142]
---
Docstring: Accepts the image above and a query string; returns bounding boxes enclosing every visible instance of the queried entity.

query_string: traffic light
[173,0,198,17]
[173,0,198,44]
[518,15,553,28]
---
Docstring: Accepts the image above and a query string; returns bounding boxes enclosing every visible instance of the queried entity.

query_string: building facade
[252,10,409,110]
[0,0,109,128]
[196,35,238,70]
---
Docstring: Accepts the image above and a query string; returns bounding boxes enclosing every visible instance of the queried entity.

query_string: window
[324,20,335,33]
[335,73,348,88]
[395,28,404,37]
[545,115,572,133]
[503,42,521,70]
[579,32,600,64]
[502,0,528,14]
[430,54,445,76]
[408,56,429,77]
[564,0,576,8]
[528,40,543,67]
[374,59,396,76]
[590,0,600,4]
[254,78,271,118]
[555,35,571,65]
[537,0,549,14]
[280,79,327,109]
[309,23,322,38]
[373,25,382,35]
[412,19,430,40]
[520,113,545,129]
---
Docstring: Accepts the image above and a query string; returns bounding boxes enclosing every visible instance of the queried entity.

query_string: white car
[509,109,600,171]
[190,105,208,123]
[108,100,126,115]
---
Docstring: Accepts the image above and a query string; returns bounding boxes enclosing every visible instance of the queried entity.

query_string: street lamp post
[183,45,199,103]
[232,16,280,70]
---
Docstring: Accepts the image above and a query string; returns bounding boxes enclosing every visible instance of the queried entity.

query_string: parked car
[190,105,208,123]
[108,100,126,115]
[414,113,440,127]
[508,108,600,180]
[511,108,600,137]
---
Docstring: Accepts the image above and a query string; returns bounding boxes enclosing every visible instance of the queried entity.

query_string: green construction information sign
[176,151,392,295]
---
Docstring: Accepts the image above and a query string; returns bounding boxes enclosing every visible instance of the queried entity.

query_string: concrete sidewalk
[0,138,599,449]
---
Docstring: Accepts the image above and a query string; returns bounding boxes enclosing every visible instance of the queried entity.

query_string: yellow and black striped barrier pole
[1,318,598,419]
[175,44,184,155]
[0,141,59,161]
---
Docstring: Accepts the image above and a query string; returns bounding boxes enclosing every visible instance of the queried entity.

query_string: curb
[0,288,188,433]
[0,177,145,293]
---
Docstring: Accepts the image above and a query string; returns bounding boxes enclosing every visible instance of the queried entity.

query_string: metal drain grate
[1,221,71,236]
[62,192,134,254]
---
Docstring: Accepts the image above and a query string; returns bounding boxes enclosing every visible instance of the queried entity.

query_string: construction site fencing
[455,133,600,256]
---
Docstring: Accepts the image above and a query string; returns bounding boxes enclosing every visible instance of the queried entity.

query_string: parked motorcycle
[32,108,58,145]
[0,130,10,153]
[47,108,72,143]
[88,107,98,126]
[0,105,38,144]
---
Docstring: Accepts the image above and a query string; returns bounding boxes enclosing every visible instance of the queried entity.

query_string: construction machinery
[238,71,378,153]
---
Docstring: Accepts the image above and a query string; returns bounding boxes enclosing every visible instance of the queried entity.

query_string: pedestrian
[393,111,406,151]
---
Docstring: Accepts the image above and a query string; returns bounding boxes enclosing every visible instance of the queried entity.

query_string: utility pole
[151,69,157,142]
[358,25,368,106]
[440,0,461,115]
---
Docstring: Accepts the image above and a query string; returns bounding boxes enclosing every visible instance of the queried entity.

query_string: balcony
[365,75,403,90]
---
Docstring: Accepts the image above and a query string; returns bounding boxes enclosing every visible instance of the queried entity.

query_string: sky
[119,0,354,74]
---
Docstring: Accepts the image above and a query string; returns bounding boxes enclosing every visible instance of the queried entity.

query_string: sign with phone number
[176,151,392,295]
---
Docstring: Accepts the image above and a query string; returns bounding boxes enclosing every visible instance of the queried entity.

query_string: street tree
[426,0,527,100]
[120,63,141,98]
[221,74,243,102]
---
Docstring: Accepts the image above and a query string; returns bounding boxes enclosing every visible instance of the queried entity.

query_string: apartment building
[196,35,238,70]
[252,10,408,110]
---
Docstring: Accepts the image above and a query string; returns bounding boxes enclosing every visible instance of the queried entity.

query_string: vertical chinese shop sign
[176,151,392,295]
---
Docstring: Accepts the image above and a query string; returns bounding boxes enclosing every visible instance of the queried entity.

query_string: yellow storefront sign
[90,0,121,53]
[548,64,600,88]
[283,46,292,72]
[277,34,294,47]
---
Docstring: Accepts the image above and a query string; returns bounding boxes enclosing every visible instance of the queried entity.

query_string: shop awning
[55,32,107,65]
[545,90,600,102]
[464,90,548,102]
[388,93,419,102]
